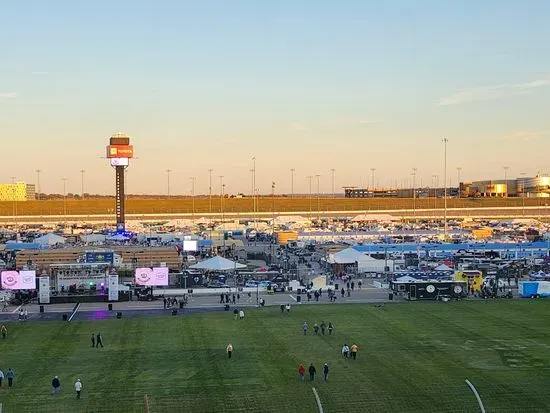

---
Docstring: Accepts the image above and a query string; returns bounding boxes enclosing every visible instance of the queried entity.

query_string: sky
[1,0,550,195]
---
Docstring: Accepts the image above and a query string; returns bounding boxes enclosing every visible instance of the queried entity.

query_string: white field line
[465,379,486,413]
[289,295,297,302]
[68,303,81,322]
[312,387,324,413]
[12,305,21,314]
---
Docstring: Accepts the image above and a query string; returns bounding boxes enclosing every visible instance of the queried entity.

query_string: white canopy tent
[327,247,394,273]
[34,233,66,246]
[190,256,247,271]
[434,264,453,272]
[351,214,398,223]
[80,234,107,244]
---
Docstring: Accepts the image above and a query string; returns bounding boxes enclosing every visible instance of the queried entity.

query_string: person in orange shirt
[350,344,359,360]
[297,364,305,381]
[226,343,234,359]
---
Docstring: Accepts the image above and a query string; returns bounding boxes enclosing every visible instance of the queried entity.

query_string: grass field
[0,196,547,216]
[2,301,550,412]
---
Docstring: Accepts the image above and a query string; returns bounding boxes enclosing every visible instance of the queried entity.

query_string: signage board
[135,267,169,286]
[1,270,36,290]
[106,145,134,158]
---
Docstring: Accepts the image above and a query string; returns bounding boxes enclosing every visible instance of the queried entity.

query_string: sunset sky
[1,0,549,195]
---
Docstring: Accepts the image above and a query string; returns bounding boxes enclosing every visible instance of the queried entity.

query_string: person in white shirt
[74,379,82,399]
[341,344,350,358]
[0,369,4,387]
[239,309,244,320]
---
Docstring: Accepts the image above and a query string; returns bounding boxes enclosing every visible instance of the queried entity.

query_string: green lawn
[2,301,550,412]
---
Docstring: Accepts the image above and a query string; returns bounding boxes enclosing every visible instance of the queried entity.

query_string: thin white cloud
[0,92,16,99]
[358,119,382,125]
[438,77,550,106]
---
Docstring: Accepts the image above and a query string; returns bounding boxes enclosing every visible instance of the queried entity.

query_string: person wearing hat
[74,379,82,399]
[51,376,61,395]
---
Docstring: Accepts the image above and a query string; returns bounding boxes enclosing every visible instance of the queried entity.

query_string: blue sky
[1,0,549,195]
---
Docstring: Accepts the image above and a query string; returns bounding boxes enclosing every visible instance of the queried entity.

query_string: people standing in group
[1,324,7,339]
[6,368,14,387]
[96,333,103,348]
[74,379,82,399]
[226,343,234,359]
[297,364,305,381]
[51,376,61,395]
[351,343,359,360]
[328,322,334,335]
[342,344,350,358]
[308,364,316,382]
[323,363,329,383]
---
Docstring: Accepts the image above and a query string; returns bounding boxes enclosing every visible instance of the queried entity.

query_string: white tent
[351,214,398,223]
[327,248,365,264]
[34,233,66,246]
[434,264,453,271]
[80,234,106,244]
[395,275,418,282]
[327,247,394,273]
[108,234,130,242]
[190,256,247,271]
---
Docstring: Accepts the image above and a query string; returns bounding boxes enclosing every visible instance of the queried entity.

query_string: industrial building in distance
[344,175,550,199]
[0,182,36,201]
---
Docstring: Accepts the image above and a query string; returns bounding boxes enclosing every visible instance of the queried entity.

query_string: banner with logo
[1,270,36,290]
[135,267,169,286]
[108,274,119,301]
[39,276,50,304]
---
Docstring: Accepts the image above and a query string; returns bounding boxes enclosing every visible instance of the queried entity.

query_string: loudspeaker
[62,314,68,321]
[116,312,122,319]
[171,309,178,316]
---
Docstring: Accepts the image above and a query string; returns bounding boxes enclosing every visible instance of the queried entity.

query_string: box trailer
[391,280,467,301]
[519,281,550,298]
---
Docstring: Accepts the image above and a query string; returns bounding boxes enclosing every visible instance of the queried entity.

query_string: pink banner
[134,267,169,286]
[1,270,37,290]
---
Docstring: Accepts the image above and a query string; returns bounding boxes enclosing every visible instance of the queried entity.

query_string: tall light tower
[61,177,68,221]
[443,138,449,240]
[503,166,509,197]
[315,174,321,221]
[370,168,376,192]
[330,168,336,198]
[106,132,134,232]
[252,157,256,229]
[208,168,213,214]
[307,175,313,216]
[520,172,526,215]
[36,169,42,200]
[412,168,417,218]
[166,169,172,198]
[190,177,196,223]
[290,168,295,198]
[80,169,85,198]
[456,167,462,199]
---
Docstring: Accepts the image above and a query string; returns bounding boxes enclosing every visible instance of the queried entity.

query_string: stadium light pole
[330,168,335,198]
[190,177,196,223]
[166,169,172,198]
[80,169,85,199]
[520,172,526,215]
[252,157,256,230]
[10,176,17,226]
[370,168,376,192]
[503,166,509,197]
[456,167,462,199]
[412,168,417,218]
[307,175,313,217]
[36,169,42,200]
[271,181,276,258]
[315,174,321,221]
[443,138,448,240]
[61,178,68,224]
[208,168,213,214]
[290,168,295,198]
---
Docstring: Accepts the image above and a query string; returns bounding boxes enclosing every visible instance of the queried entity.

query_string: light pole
[61,178,68,223]
[208,168,213,214]
[36,169,41,200]
[271,181,276,260]
[315,174,321,221]
[252,157,257,230]
[80,169,85,199]
[503,166,509,197]
[443,138,448,240]
[520,172,526,215]
[432,175,438,208]
[166,169,172,198]
[307,175,313,217]
[190,177,196,223]
[370,168,376,193]
[290,168,295,198]
[412,168,417,218]
[10,176,17,226]
[456,167,462,199]
[330,168,336,198]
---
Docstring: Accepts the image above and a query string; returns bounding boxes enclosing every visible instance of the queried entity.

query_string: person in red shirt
[297,364,305,381]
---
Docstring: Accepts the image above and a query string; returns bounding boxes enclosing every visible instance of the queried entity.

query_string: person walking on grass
[342,344,349,359]
[96,333,103,348]
[51,376,61,395]
[313,323,319,335]
[74,379,82,399]
[1,324,7,339]
[320,321,326,335]
[328,322,334,336]
[351,343,359,360]
[308,364,316,382]
[6,368,14,387]
[303,322,308,335]
[298,364,305,381]
[91,333,95,347]
[239,309,245,320]
[226,343,234,359]
[0,368,4,387]
[323,363,329,383]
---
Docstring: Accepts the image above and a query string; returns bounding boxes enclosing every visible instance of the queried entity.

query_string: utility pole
[252,157,256,230]
[370,168,376,192]
[80,169,85,198]
[271,181,276,260]
[412,168,417,218]
[36,169,41,200]
[330,168,336,198]
[290,168,295,198]
[307,175,313,217]
[190,177,196,223]
[208,168,213,214]
[443,138,448,240]
[520,172,526,215]
[10,176,17,226]
[62,178,68,224]
[166,169,172,198]
[315,174,321,221]
[503,166,509,197]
